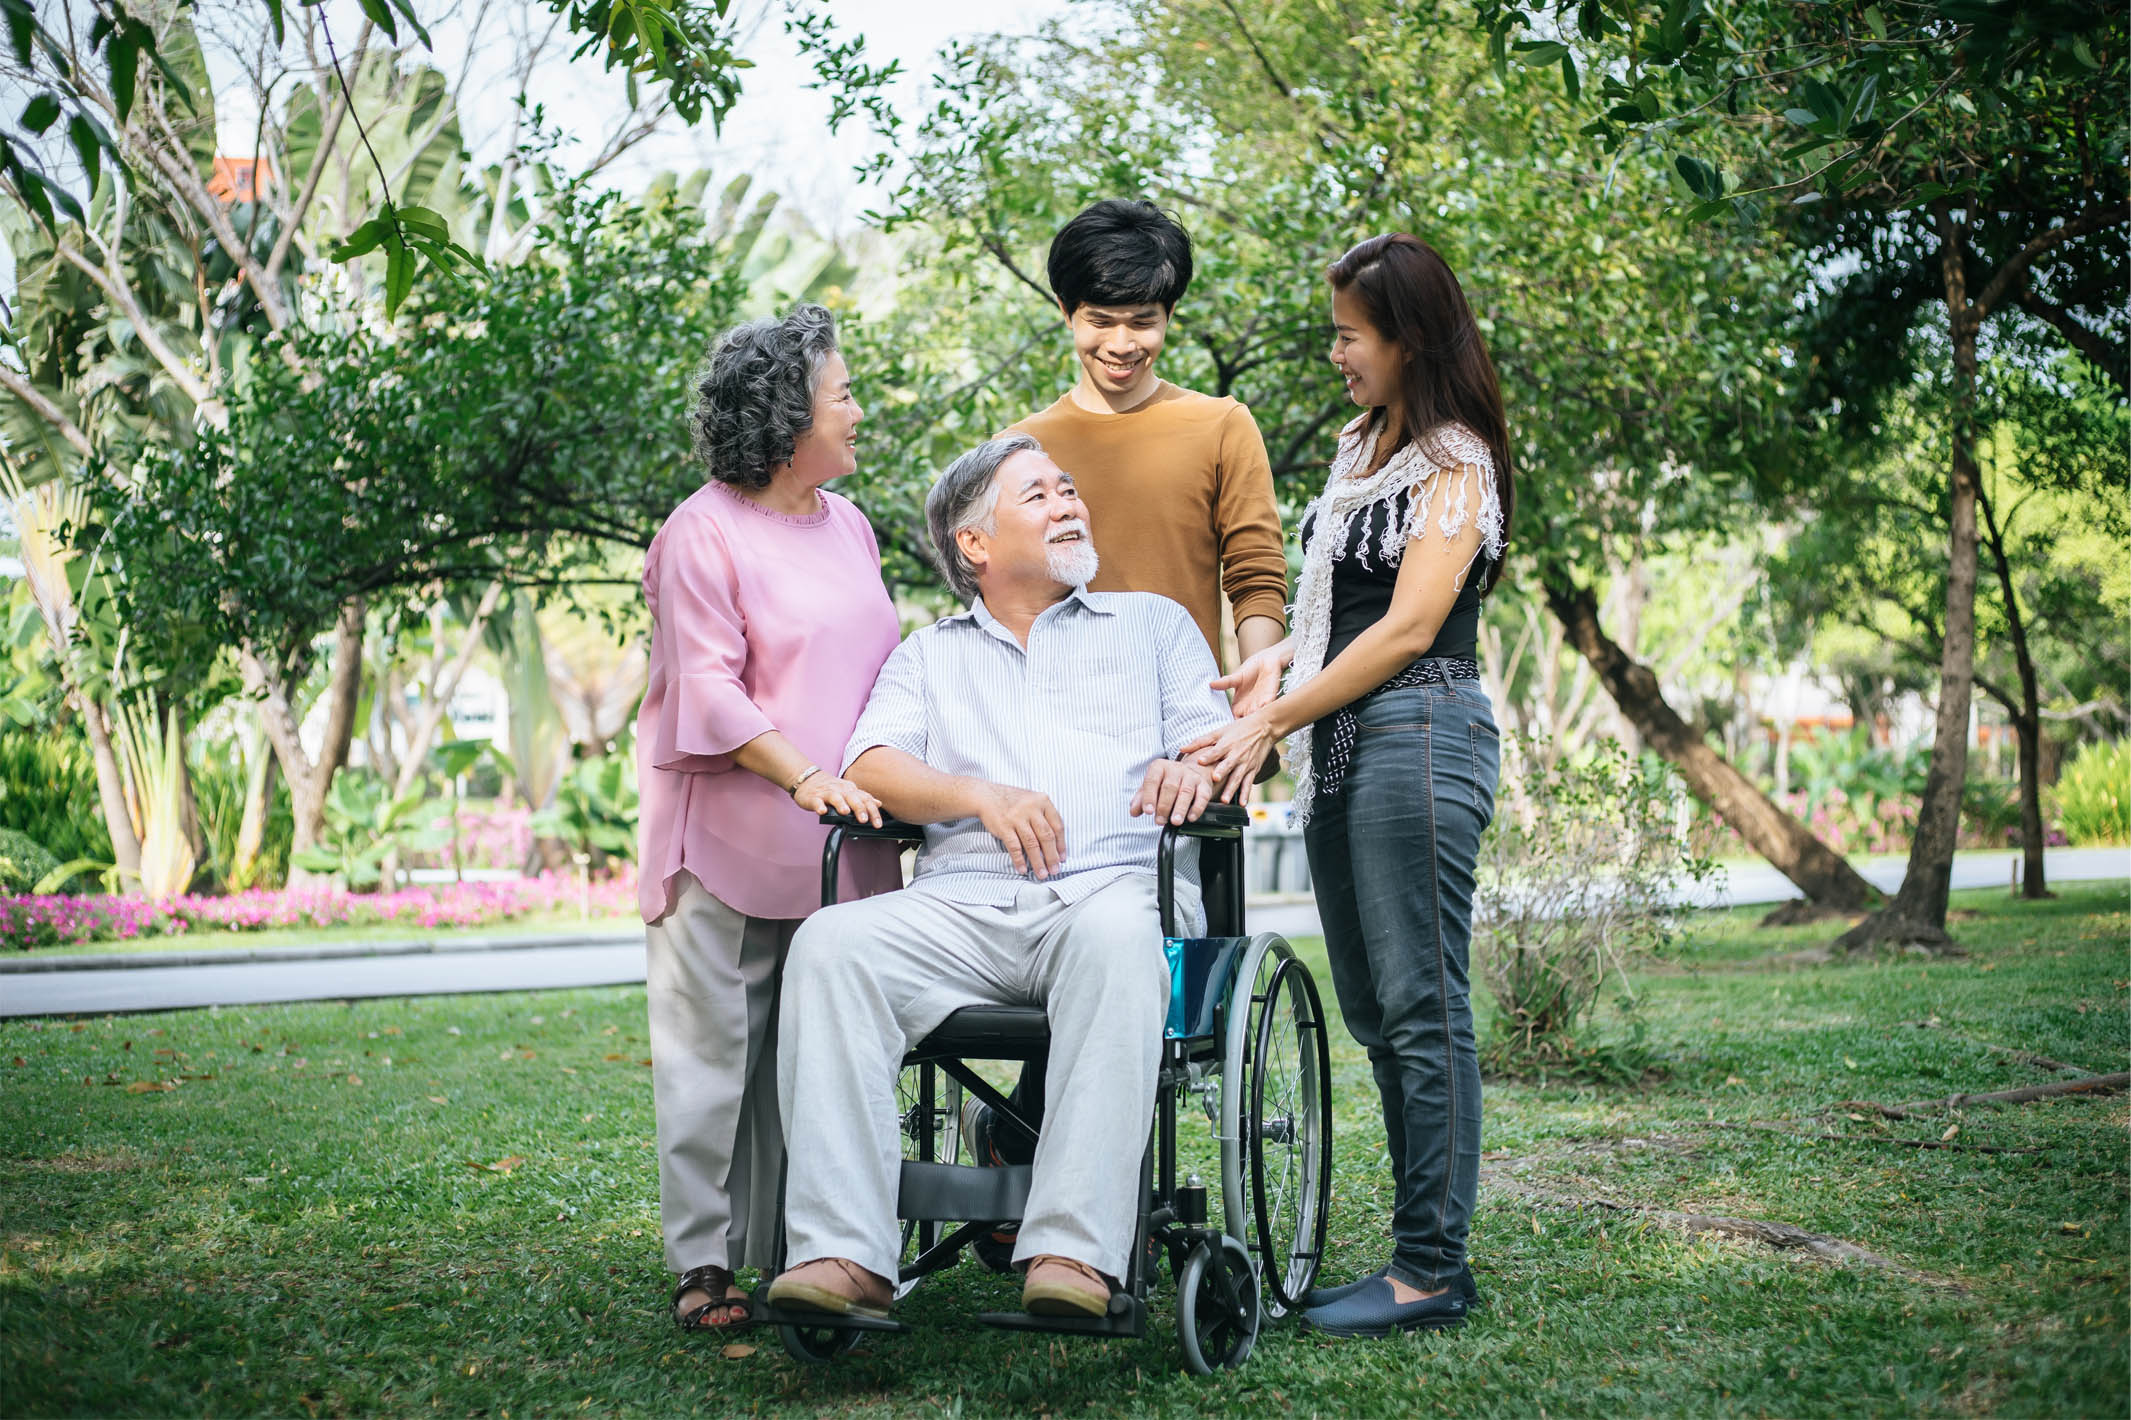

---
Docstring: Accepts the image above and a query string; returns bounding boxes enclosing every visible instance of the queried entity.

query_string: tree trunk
[1542,574,1881,915]
[73,691,143,882]
[1975,481,2049,898]
[1841,207,1984,952]
[245,598,366,885]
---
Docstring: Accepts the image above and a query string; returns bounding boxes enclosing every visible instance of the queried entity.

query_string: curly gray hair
[691,303,841,489]
[925,433,1041,604]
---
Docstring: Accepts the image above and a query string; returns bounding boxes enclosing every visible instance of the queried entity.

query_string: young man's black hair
[1046,198,1195,314]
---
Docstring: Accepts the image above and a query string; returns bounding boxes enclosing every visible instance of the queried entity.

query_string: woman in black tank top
[1182,233,1513,1338]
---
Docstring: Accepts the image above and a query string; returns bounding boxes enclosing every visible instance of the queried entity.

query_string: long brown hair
[1327,233,1514,588]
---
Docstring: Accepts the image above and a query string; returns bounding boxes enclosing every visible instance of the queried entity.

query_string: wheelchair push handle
[817,809,927,843]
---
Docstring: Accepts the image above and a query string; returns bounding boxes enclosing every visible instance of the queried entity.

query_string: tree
[1469,0,2128,946]
[808,0,1883,911]
[110,183,744,831]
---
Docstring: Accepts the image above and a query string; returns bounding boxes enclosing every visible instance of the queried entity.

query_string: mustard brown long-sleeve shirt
[1009,382,1289,661]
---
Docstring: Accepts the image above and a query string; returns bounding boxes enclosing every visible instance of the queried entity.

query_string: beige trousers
[645,871,797,1274]
[779,874,1171,1284]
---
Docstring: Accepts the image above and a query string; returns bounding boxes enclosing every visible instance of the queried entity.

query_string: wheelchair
[757,803,1334,1375]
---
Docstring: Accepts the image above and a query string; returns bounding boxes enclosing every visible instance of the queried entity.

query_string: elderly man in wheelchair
[761,435,1329,1374]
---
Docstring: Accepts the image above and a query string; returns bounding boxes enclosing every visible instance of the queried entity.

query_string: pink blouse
[635,482,903,923]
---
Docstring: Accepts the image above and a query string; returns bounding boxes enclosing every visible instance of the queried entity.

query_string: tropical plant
[288,769,447,891]
[2056,741,2131,846]
[1476,737,1717,1083]
[531,754,639,919]
[0,730,113,868]
[0,829,61,897]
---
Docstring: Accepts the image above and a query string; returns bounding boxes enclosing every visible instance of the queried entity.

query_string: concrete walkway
[2,848,2121,1019]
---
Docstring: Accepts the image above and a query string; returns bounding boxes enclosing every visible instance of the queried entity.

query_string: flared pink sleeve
[645,512,774,773]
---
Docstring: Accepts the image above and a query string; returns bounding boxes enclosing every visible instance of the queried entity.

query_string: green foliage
[0,729,112,867]
[2057,741,2131,845]
[288,770,446,891]
[115,184,746,678]
[530,755,639,865]
[0,827,60,896]
[191,749,294,894]
[820,0,1821,600]
[1476,738,1717,1084]
[1789,727,1928,827]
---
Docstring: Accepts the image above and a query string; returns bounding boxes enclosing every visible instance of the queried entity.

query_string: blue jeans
[1303,678,1499,1291]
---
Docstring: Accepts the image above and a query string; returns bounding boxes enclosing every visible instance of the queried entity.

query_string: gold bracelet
[785,764,823,797]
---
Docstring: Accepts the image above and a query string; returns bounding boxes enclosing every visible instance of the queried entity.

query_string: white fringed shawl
[1283,416,1504,827]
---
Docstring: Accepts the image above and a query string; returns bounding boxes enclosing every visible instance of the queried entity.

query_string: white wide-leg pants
[778,874,1170,1283]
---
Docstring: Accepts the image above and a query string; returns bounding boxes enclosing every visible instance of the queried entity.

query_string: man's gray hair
[926,433,1041,604]
[690,303,840,490]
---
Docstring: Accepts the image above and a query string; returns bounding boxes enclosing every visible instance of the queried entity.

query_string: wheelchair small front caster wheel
[778,1322,862,1365]
[1175,1235,1259,1375]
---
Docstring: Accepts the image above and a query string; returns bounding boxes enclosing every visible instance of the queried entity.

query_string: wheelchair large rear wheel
[1248,955,1332,1314]
[1175,1234,1260,1375]
[1218,934,1331,1317]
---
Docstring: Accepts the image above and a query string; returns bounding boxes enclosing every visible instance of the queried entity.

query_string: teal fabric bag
[1164,936,1249,1040]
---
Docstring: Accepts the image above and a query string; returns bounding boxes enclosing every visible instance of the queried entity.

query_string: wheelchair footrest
[754,1305,910,1335]
[977,1293,1146,1339]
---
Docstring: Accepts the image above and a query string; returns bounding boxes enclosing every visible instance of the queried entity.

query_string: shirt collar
[941,585,1114,633]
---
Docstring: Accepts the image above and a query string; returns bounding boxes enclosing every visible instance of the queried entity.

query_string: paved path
[2,849,2120,1019]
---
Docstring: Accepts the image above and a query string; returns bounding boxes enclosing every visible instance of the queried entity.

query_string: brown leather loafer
[1021,1254,1111,1318]
[766,1257,893,1319]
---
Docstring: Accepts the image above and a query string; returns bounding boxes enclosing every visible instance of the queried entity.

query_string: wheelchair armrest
[1169,801,1249,838]
[818,810,927,844]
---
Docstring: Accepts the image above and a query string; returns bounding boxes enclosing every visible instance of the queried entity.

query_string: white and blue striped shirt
[842,588,1230,911]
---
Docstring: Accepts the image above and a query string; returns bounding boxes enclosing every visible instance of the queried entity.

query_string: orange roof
[207,156,274,204]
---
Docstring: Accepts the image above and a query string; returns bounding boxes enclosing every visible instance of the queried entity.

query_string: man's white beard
[1045,537,1100,588]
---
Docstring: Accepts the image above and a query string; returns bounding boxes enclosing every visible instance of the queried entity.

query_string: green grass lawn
[2,883,2124,1417]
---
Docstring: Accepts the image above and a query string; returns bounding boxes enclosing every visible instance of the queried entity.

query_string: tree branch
[2012,288,2128,397]
[1974,202,2131,320]
[264,20,374,286]
[0,364,96,459]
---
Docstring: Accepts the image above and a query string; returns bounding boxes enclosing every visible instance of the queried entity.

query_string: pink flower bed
[0,869,637,951]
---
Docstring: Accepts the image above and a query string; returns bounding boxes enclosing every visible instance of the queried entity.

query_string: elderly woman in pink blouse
[637,303,902,1334]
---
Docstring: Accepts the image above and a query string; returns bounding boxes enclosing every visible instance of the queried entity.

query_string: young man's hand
[1130,757,1214,826]
[972,782,1067,879]
[1211,639,1292,720]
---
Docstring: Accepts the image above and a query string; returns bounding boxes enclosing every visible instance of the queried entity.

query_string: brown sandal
[672,1264,753,1332]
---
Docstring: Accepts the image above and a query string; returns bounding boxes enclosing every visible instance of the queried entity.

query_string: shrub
[2057,741,2130,845]
[1475,737,1717,1084]
[0,828,61,895]
[0,730,112,865]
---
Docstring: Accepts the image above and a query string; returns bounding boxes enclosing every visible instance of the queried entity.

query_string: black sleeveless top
[1301,487,1489,667]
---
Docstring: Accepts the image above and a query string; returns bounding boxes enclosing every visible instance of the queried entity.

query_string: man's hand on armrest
[1130,757,1215,827]
[847,746,1066,881]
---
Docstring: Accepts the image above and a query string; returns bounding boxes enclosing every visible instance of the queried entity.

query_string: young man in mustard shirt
[966,200,1290,1257]
[1009,198,1289,670]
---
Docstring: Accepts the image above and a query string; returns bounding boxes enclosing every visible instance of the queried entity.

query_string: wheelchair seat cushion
[909,1005,1050,1060]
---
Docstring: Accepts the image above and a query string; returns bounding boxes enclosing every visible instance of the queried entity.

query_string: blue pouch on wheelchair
[1163,937,1248,1040]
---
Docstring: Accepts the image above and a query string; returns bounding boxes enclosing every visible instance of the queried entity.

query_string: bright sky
[210,0,1073,237]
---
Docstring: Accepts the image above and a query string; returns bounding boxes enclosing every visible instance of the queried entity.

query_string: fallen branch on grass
[1480,1166,1937,1282]
[1839,1073,2130,1120]
[1701,1119,2042,1156]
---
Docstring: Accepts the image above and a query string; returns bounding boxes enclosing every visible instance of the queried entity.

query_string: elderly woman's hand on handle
[792,772,885,828]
